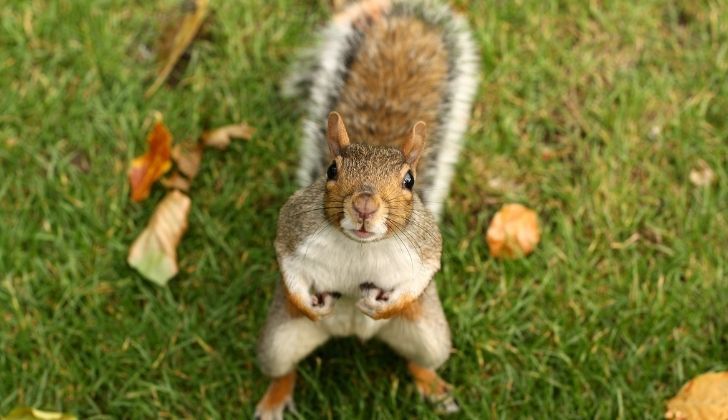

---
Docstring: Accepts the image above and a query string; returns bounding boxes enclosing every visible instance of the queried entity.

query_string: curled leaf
[2,407,77,420]
[665,371,728,419]
[128,119,173,202]
[145,0,210,98]
[172,143,203,179]
[486,203,540,259]
[201,123,255,150]
[128,190,191,286]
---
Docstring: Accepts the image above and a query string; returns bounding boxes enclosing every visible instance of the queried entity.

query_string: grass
[0,0,726,418]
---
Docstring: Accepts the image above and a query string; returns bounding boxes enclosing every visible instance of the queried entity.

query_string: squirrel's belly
[320,297,389,340]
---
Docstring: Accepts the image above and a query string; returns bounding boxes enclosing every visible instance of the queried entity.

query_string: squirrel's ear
[402,121,426,167]
[327,112,350,157]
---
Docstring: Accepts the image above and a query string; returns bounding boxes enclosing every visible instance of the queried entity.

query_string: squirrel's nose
[353,193,379,220]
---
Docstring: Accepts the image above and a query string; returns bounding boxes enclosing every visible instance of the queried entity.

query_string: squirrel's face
[323,112,425,243]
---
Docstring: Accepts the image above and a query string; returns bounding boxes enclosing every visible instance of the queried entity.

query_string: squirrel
[255,0,478,418]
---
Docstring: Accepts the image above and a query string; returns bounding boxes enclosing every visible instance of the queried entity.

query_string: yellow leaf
[665,371,728,419]
[2,407,77,420]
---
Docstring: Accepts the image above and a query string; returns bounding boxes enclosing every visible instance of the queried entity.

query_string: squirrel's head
[323,112,425,242]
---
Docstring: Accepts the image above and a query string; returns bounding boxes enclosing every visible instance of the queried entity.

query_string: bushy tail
[284,0,479,220]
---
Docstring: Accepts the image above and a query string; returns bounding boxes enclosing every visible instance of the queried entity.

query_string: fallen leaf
[145,0,210,98]
[172,143,203,179]
[201,123,255,150]
[128,118,173,202]
[665,371,728,419]
[128,190,191,286]
[2,407,77,420]
[486,203,541,259]
[160,171,192,192]
[689,160,716,187]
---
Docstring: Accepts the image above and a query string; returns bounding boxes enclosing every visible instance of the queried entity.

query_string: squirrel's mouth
[339,208,387,242]
[352,225,374,239]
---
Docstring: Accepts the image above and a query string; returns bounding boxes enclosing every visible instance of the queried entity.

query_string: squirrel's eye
[327,161,338,180]
[402,170,415,190]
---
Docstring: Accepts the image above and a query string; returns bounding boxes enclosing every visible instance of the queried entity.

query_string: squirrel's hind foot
[407,362,460,414]
[255,371,297,420]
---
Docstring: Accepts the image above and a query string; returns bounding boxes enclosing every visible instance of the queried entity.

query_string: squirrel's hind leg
[256,285,331,418]
[407,362,459,414]
[374,282,458,413]
[255,371,296,420]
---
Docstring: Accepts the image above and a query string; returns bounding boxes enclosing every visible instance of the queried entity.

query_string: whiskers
[298,203,344,260]
[382,195,441,244]
[290,205,345,218]
[381,192,442,269]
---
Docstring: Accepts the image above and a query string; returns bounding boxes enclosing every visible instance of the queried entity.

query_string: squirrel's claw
[357,284,395,319]
[435,396,460,414]
[408,362,460,414]
[309,291,338,319]
[286,289,338,321]
[254,372,296,420]
[254,395,293,420]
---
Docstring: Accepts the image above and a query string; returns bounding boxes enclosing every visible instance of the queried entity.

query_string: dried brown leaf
[665,371,728,419]
[172,143,203,179]
[486,203,541,259]
[201,123,255,150]
[145,0,209,98]
[127,190,191,286]
[160,171,192,192]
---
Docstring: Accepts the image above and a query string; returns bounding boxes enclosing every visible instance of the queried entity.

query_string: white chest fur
[281,227,434,298]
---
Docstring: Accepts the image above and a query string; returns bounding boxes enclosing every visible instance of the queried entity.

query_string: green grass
[1,0,726,418]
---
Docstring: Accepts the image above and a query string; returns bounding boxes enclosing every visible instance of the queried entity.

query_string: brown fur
[371,296,417,319]
[256,371,296,411]
[324,143,415,235]
[322,113,425,241]
[407,361,452,398]
[283,283,319,321]
[258,2,465,413]
[398,294,423,321]
[283,283,307,319]
[277,172,441,264]
[330,17,449,176]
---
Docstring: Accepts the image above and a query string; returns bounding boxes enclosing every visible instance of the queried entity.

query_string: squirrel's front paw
[357,282,398,320]
[288,290,340,321]
[310,291,339,317]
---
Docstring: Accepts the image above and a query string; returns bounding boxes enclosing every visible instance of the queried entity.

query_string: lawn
[1,0,726,418]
